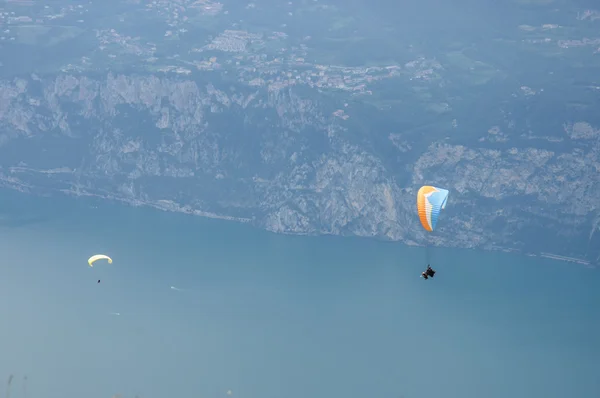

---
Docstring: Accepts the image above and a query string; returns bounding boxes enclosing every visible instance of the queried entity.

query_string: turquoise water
[0,190,598,398]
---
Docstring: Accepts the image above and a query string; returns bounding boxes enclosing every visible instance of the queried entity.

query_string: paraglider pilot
[426,265,435,277]
[421,265,436,280]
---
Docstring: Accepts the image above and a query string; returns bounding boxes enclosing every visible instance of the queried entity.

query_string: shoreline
[0,183,594,268]
[58,189,599,268]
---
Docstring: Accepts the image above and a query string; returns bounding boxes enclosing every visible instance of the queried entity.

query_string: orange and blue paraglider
[417,185,449,232]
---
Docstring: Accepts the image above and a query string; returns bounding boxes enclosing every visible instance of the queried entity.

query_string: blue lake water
[0,190,598,398]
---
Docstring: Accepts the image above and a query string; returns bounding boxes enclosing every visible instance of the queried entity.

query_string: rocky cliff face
[0,72,599,264]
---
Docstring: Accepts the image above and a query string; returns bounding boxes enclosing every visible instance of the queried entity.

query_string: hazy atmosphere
[1,0,599,396]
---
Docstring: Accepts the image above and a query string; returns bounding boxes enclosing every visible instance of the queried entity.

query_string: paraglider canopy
[88,254,113,267]
[417,185,449,232]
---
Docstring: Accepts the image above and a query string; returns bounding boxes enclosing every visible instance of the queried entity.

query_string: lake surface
[0,189,598,398]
